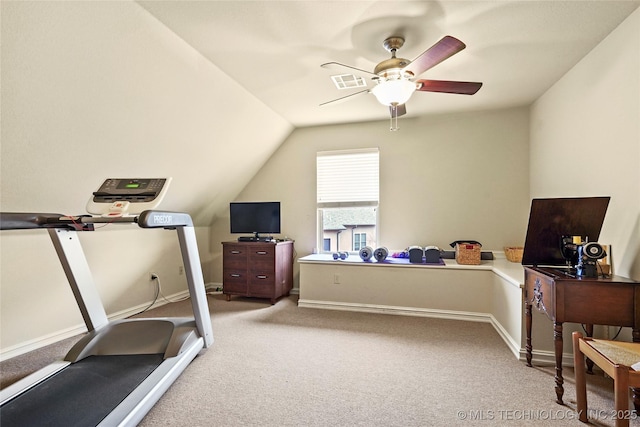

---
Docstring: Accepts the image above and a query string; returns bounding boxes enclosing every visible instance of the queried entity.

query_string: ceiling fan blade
[320,89,370,106]
[321,62,377,77]
[402,36,466,77]
[389,104,407,117]
[416,79,483,95]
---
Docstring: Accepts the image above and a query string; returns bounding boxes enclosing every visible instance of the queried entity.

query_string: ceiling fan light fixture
[371,79,416,107]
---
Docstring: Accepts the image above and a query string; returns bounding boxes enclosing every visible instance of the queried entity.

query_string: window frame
[316,148,379,254]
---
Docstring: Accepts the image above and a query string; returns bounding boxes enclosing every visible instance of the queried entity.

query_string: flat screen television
[230,202,281,240]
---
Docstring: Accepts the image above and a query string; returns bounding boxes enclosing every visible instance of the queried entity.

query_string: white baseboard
[298,298,493,322]
[297,298,574,366]
[0,290,190,362]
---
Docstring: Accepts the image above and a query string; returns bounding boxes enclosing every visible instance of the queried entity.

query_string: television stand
[222,240,294,304]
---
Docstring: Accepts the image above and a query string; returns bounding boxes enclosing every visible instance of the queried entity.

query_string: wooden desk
[524,266,640,405]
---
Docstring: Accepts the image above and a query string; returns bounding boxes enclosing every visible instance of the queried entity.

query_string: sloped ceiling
[137,0,640,128]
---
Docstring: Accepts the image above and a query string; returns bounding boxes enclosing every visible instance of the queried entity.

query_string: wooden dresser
[222,240,294,304]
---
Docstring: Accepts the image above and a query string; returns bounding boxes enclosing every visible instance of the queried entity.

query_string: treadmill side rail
[138,210,213,349]
[177,226,214,348]
[0,361,70,405]
[48,228,109,332]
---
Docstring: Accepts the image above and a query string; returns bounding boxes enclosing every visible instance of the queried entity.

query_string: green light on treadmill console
[126,183,140,188]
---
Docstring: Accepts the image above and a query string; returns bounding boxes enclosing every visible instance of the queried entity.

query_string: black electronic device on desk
[521,196,610,278]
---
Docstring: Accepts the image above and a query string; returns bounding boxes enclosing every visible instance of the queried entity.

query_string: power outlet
[149,272,158,281]
[178,266,184,275]
[333,274,340,284]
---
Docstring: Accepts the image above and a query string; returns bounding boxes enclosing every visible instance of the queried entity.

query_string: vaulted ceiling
[137,1,640,128]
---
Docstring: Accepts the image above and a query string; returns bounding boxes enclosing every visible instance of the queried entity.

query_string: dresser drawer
[248,247,275,266]
[224,270,247,282]
[224,258,247,271]
[248,278,276,297]
[224,245,248,258]
[248,272,275,286]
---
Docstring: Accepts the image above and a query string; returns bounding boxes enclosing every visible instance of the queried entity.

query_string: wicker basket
[455,243,481,265]
[504,246,524,263]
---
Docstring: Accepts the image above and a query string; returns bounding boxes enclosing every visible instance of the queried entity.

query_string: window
[317,149,379,253]
[353,233,366,251]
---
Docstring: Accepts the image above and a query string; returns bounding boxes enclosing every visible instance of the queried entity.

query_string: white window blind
[317,149,379,206]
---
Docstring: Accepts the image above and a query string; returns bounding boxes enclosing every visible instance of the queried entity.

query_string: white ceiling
[137,1,640,128]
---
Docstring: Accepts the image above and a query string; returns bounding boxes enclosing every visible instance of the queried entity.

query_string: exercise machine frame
[0,210,213,426]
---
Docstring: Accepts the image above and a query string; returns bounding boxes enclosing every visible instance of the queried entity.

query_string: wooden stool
[572,332,640,427]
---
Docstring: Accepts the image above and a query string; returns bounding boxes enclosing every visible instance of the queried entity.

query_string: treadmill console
[86,178,171,217]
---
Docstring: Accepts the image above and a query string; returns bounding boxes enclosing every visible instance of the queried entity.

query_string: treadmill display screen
[117,180,148,190]
[87,178,171,215]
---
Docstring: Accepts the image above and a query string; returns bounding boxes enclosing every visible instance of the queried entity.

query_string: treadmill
[0,178,214,426]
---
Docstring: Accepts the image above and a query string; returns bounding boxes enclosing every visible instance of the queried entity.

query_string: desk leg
[584,324,594,374]
[554,321,564,405]
[634,328,640,413]
[525,302,533,367]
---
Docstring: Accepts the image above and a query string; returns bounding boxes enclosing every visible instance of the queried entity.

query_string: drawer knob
[256,251,268,255]
[256,275,268,279]
[231,273,241,278]
[231,250,242,254]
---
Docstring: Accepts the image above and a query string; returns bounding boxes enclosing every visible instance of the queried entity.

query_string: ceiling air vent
[331,74,367,90]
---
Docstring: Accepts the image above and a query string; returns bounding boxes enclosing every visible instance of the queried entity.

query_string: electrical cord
[134,277,161,316]
[596,261,610,279]
[581,324,623,341]
[610,326,623,340]
[155,275,190,304]
[131,274,190,316]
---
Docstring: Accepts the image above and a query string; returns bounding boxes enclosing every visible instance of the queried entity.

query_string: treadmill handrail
[1,210,195,231]
[1,212,73,230]
[137,210,193,228]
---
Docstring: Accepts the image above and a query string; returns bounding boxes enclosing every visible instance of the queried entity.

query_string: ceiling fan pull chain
[390,105,399,131]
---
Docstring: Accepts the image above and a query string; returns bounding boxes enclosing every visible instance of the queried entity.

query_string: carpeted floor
[2,294,638,426]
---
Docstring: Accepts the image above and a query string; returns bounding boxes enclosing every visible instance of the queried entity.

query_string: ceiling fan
[320,35,482,130]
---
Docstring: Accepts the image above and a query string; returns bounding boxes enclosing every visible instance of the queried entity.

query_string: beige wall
[530,7,639,281]
[0,1,292,220]
[210,107,531,287]
[528,6,640,344]
[0,1,291,357]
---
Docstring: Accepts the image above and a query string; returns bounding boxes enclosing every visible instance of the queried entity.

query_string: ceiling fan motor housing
[374,36,413,78]
[373,58,412,78]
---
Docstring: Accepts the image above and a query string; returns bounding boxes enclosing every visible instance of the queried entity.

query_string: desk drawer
[560,282,635,326]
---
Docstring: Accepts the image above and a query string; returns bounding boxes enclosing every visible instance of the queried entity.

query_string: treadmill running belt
[1,354,164,427]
